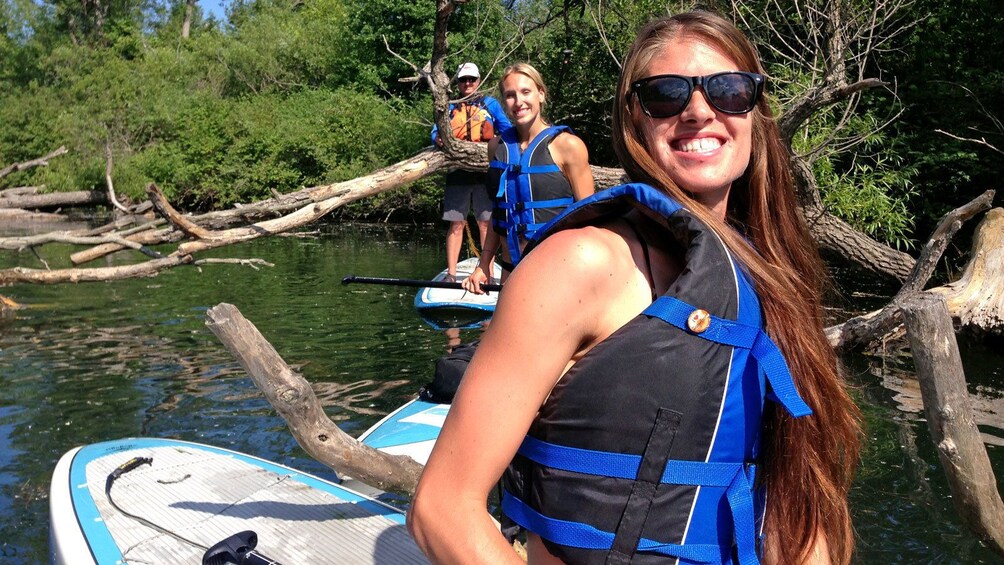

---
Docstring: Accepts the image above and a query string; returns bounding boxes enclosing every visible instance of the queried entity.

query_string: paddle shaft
[341,275,503,293]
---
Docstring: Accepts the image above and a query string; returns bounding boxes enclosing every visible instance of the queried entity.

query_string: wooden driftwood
[205,302,425,495]
[901,293,1004,557]
[0,190,106,210]
[825,192,999,349]
[931,207,1004,331]
[0,146,67,180]
[0,255,195,285]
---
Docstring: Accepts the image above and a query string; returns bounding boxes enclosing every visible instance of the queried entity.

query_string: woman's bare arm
[551,132,594,201]
[408,226,648,563]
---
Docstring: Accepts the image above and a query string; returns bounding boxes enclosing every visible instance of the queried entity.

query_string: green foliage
[786,94,918,249]
[0,0,1000,239]
[0,0,429,212]
[133,88,429,208]
[880,0,1004,233]
[338,0,435,93]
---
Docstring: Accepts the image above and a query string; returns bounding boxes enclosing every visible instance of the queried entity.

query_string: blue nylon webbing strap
[728,464,759,565]
[643,296,813,418]
[502,490,722,563]
[492,126,571,266]
[516,436,763,565]
[518,435,742,486]
[497,197,573,211]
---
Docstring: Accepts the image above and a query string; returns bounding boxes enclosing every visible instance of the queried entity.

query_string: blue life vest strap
[503,490,723,563]
[489,162,562,180]
[513,435,761,564]
[643,296,813,418]
[496,197,574,211]
[492,126,571,265]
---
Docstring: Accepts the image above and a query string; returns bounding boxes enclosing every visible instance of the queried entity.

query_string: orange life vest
[449,100,494,142]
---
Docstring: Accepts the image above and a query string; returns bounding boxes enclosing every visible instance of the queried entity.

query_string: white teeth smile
[675,138,722,153]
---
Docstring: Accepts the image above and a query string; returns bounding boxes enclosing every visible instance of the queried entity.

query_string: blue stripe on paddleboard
[362,401,448,449]
[69,444,126,563]
[414,299,496,313]
[69,437,410,560]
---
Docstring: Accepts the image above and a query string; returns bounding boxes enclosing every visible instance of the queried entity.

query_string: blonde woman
[463,62,593,292]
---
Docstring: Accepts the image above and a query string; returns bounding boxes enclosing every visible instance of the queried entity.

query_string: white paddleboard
[49,437,428,564]
[414,257,502,319]
[341,398,450,495]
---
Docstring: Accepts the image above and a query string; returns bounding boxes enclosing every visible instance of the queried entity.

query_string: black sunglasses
[457,77,479,83]
[631,71,765,118]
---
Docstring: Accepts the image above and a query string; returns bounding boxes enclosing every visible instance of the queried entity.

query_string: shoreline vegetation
[3,0,1004,557]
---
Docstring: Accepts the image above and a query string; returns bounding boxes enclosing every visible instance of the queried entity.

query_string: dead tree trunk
[0,190,107,210]
[205,302,424,495]
[0,146,68,180]
[825,194,999,349]
[901,293,1004,557]
[931,207,1004,331]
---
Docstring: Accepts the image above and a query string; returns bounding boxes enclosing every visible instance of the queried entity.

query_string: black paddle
[341,275,503,293]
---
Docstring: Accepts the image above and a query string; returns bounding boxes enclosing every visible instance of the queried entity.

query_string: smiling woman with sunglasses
[409,11,860,565]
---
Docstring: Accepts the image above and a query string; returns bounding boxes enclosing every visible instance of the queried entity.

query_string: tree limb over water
[902,293,1004,555]
[206,302,424,495]
[825,190,998,350]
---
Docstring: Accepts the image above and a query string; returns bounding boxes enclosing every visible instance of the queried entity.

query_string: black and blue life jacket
[501,183,813,565]
[489,125,575,266]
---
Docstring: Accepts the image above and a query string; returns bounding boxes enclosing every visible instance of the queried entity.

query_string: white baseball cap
[456,62,481,80]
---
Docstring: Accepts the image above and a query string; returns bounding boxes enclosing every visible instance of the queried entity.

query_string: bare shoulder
[520,226,630,286]
[503,226,641,322]
[550,131,588,156]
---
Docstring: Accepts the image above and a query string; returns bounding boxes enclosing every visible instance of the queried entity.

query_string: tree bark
[901,293,1004,557]
[0,190,107,210]
[0,255,194,285]
[825,193,997,349]
[205,303,424,495]
[182,0,194,39]
[0,146,68,180]
[804,203,915,282]
[930,208,1004,331]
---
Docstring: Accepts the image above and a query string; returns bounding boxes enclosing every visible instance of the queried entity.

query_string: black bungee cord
[105,456,284,564]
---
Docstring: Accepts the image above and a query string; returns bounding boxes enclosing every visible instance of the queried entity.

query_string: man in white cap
[431,62,512,282]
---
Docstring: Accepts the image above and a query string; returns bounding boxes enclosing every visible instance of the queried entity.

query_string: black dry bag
[419,340,480,404]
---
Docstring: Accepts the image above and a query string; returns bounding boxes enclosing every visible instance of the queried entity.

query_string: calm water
[1,222,1002,563]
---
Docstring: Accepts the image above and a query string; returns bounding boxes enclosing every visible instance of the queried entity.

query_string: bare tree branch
[936,129,1004,156]
[825,190,996,349]
[0,146,68,180]
[104,141,131,214]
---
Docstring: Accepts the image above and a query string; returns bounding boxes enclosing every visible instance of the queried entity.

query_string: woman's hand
[462,266,489,294]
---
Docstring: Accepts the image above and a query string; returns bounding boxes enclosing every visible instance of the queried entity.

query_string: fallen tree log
[0,208,69,224]
[0,190,106,210]
[205,302,424,495]
[824,192,999,349]
[0,186,42,198]
[0,255,194,285]
[901,293,1004,557]
[931,207,1004,331]
[68,160,628,265]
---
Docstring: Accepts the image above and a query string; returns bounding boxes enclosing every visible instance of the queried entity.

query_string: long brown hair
[612,12,862,565]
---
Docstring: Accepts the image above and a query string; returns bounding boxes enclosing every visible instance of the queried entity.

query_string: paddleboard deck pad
[49,437,428,564]
[414,257,502,320]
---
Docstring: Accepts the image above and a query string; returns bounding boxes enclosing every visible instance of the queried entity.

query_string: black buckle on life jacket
[509,164,521,175]
[514,202,526,212]
[516,224,528,235]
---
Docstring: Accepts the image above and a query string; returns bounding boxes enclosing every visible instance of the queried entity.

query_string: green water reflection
[1,223,1002,563]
